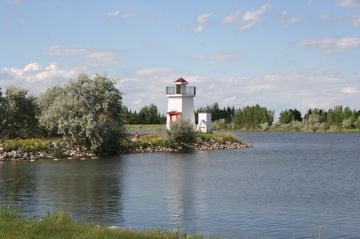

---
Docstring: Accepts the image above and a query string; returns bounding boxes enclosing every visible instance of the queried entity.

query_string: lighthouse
[166,78,196,129]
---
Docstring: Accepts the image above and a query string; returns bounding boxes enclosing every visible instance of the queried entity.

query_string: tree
[196,102,235,124]
[123,104,166,124]
[0,88,5,133]
[327,106,357,128]
[0,86,40,138]
[139,104,162,124]
[36,86,64,136]
[279,109,302,124]
[233,104,274,130]
[38,74,125,154]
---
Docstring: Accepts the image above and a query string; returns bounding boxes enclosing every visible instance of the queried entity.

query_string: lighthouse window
[176,84,181,94]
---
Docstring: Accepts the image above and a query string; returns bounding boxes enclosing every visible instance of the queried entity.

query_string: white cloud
[87,52,118,65]
[223,96,237,105]
[320,14,330,21]
[352,15,360,26]
[107,10,120,17]
[245,84,274,93]
[337,0,360,7]
[193,12,213,33]
[223,10,241,24]
[240,4,271,30]
[193,25,204,33]
[279,10,301,24]
[24,62,41,72]
[46,45,118,66]
[134,67,176,77]
[264,71,345,85]
[46,63,58,71]
[197,12,213,24]
[341,86,358,94]
[298,37,360,53]
[46,45,88,56]
[106,10,133,18]
[190,51,240,61]
[0,62,78,94]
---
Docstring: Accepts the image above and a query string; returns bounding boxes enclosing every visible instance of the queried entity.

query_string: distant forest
[124,102,360,131]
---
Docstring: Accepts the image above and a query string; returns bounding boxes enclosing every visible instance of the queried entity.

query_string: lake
[1,132,360,238]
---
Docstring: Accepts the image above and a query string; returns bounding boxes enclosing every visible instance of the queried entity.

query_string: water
[1,132,360,238]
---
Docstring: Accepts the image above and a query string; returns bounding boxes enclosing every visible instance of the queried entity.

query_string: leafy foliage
[233,104,274,130]
[0,86,41,138]
[279,109,302,124]
[166,119,196,151]
[274,106,360,132]
[38,74,125,154]
[123,104,166,124]
[196,102,235,124]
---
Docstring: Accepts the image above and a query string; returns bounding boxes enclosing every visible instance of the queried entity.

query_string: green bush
[166,119,196,151]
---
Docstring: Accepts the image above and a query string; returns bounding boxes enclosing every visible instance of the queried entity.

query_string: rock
[107,226,120,230]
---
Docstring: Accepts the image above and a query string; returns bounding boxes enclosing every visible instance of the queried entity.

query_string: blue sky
[0,0,359,115]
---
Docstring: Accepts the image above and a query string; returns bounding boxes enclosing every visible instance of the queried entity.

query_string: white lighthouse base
[166,96,195,129]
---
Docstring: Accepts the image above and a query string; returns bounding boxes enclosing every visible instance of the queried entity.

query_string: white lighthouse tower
[166,78,196,129]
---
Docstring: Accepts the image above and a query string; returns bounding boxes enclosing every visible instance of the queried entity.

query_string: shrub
[165,119,196,151]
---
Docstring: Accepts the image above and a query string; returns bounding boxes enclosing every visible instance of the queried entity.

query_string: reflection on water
[1,132,360,239]
[0,159,124,224]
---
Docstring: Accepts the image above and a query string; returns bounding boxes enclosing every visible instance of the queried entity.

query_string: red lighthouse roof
[174,77,188,84]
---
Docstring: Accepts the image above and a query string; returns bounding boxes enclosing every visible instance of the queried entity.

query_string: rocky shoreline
[0,141,98,161]
[128,138,252,153]
[0,138,252,161]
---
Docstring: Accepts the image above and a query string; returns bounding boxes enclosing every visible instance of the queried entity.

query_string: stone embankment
[0,142,98,161]
[128,138,252,153]
[0,138,252,160]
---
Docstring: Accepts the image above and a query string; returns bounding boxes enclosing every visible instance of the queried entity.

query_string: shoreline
[0,135,251,161]
[127,137,252,153]
[0,210,204,239]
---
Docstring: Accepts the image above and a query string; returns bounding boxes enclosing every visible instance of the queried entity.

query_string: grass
[196,132,242,144]
[0,209,204,239]
[125,124,166,135]
[1,138,54,152]
[121,134,166,151]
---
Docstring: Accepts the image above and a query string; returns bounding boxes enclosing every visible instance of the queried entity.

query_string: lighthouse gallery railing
[166,86,196,96]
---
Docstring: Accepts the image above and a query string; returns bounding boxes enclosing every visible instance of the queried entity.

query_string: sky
[0,0,359,115]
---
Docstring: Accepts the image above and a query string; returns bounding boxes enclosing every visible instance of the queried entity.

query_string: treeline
[195,103,274,130]
[123,104,166,124]
[195,102,360,131]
